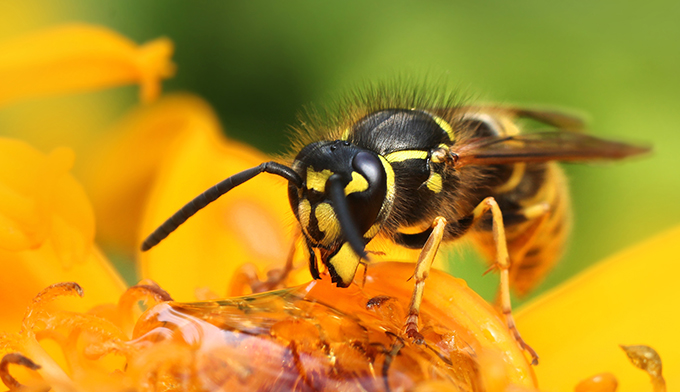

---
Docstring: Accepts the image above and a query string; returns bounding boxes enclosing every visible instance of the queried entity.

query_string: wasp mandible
[141,87,649,364]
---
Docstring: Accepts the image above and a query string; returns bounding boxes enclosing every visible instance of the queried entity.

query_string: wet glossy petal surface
[132,263,536,391]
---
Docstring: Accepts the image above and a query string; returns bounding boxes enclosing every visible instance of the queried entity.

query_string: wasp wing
[453,131,650,167]
[458,106,588,130]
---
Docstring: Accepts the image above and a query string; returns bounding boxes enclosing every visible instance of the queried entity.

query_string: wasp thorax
[288,140,388,249]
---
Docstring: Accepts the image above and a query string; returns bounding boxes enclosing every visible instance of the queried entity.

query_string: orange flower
[0,24,675,392]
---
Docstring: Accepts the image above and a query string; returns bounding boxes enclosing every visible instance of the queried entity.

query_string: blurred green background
[3,0,680,302]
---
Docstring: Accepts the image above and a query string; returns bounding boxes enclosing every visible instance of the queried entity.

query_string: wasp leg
[481,202,550,277]
[403,216,448,344]
[230,231,301,295]
[473,197,539,365]
[358,260,369,288]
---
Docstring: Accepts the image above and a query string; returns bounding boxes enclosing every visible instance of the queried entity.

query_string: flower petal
[131,263,537,390]
[137,111,301,301]
[516,225,680,391]
[80,94,222,252]
[0,138,126,333]
[0,24,174,106]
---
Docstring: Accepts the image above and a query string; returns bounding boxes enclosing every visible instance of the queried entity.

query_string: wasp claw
[403,314,425,344]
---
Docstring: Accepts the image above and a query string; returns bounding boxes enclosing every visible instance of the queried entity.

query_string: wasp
[141,86,648,365]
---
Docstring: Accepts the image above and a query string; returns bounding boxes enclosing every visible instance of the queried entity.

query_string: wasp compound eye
[352,151,384,188]
[346,151,387,238]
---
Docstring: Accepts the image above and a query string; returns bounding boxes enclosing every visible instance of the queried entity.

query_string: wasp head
[288,140,390,286]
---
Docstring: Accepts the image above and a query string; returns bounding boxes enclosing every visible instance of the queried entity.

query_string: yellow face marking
[298,199,312,235]
[340,127,351,140]
[328,242,361,286]
[426,172,443,193]
[384,150,429,163]
[315,202,341,243]
[306,167,333,192]
[344,171,369,195]
[431,115,455,141]
[378,155,396,203]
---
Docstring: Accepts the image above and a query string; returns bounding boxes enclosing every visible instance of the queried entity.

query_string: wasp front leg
[473,197,539,365]
[229,231,301,296]
[403,216,448,343]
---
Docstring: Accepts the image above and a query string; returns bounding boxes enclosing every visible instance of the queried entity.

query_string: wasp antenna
[327,174,369,260]
[141,161,302,251]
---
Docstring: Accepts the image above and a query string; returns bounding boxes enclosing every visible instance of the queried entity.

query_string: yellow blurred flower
[0,22,176,335]
[0,23,676,392]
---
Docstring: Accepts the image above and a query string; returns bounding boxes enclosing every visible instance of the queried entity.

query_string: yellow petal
[0,140,76,251]
[80,94,222,252]
[0,24,174,106]
[516,225,680,391]
[0,245,125,333]
[0,138,126,333]
[138,116,300,301]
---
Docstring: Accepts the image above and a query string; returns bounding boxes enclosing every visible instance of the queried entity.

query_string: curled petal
[0,352,42,391]
[53,313,128,344]
[0,24,174,106]
[121,283,173,305]
[2,282,131,390]
[117,282,173,337]
[22,282,83,331]
[30,282,83,309]
[621,345,666,392]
